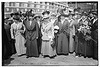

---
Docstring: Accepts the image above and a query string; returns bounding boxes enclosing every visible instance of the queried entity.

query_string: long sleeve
[47,23,54,40]
[23,24,26,33]
[10,24,14,39]
[69,20,74,27]
[41,24,44,36]
[51,24,54,38]
[73,25,75,35]
[31,21,39,40]
[36,22,39,37]
[54,20,58,26]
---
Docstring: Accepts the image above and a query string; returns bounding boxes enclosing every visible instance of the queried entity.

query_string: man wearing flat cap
[24,11,39,58]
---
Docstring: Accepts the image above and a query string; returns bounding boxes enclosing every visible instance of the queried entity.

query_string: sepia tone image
[2,1,98,66]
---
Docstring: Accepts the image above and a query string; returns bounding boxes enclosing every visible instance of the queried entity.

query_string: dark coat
[24,19,39,57]
[91,19,98,60]
[54,19,69,54]
[55,19,70,36]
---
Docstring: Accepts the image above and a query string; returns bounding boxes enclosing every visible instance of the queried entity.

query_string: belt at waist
[42,40,49,42]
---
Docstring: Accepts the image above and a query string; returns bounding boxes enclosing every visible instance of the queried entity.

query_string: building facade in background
[4,2,67,18]
[4,1,98,18]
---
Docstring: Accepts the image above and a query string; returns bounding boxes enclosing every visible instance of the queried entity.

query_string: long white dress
[41,20,56,57]
[69,19,75,52]
[10,22,26,55]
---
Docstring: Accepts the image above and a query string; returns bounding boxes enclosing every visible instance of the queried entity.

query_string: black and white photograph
[1,0,99,66]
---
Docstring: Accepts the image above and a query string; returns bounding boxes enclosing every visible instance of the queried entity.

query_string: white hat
[54,25,59,29]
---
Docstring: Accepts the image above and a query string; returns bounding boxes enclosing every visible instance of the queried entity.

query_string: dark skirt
[54,33,58,52]
[2,29,16,60]
[93,43,98,60]
[37,37,42,54]
[26,39,39,57]
[57,33,69,55]
[75,33,93,58]
[85,40,93,57]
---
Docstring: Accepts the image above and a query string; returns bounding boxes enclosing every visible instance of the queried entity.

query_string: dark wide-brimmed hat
[13,15,21,22]
[88,11,98,16]
[10,13,14,17]
[50,13,57,17]
[69,13,75,16]
[82,12,88,16]
[58,14,67,18]
[92,11,98,16]
[14,12,20,16]
[13,16,19,20]
[25,11,35,17]
[42,11,50,15]
[34,15,41,19]
[10,12,20,17]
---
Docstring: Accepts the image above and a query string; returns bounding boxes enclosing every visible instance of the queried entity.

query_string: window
[52,3,54,6]
[40,5,43,8]
[15,3,19,7]
[25,9,27,11]
[42,5,45,9]
[21,3,24,7]
[31,4,34,7]
[5,2,9,7]
[24,3,28,7]
[28,4,31,7]
[21,9,24,12]
[37,5,40,8]
[49,6,52,9]
[6,8,9,11]
[47,2,49,5]
[42,9,44,12]
[8,8,11,12]
[45,6,47,9]
[45,2,47,5]
[47,6,49,9]
[16,8,19,11]
[34,4,36,8]
[49,3,51,6]
[40,2,42,4]
[39,9,42,12]
[42,2,45,5]
[11,2,14,6]
[37,9,39,12]
[52,6,54,9]
[11,8,14,12]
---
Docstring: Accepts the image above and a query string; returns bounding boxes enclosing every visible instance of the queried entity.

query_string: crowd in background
[3,6,98,65]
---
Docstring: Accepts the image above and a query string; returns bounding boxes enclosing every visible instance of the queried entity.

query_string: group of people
[3,7,98,62]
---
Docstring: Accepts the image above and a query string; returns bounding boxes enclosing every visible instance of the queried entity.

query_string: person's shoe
[65,53,69,56]
[75,56,78,58]
[49,56,55,59]
[18,55,22,57]
[84,56,86,58]
[79,54,82,57]
[26,56,30,58]
[43,56,46,58]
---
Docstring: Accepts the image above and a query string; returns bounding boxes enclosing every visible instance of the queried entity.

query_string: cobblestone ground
[4,53,98,66]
